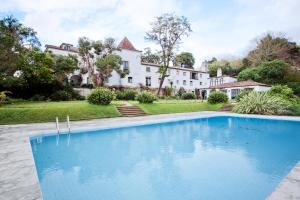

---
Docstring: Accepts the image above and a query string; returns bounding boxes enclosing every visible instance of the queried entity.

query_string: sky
[0,0,300,66]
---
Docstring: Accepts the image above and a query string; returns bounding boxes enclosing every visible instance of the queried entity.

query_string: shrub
[87,87,114,105]
[29,94,46,101]
[236,90,252,102]
[177,87,186,97]
[136,91,156,103]
[237,68,261,81]
[267,85,298,102]
[164,86,173,96]
[233,91,291,115]
[0,91,11,104]
[208,91,228,104]
[181,92,196,100]
[116,89,137,100]
[50,90,72,101]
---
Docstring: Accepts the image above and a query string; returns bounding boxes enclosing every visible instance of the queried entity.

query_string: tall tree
[173,52,195,68]
[95,54,126,86]
[78,37,119,85]
[141,47,162,64]
[78,37,94,84]
[50,54,78,82]
[247,33,300,68]
[0,16,40,77]
[145,13,192,95]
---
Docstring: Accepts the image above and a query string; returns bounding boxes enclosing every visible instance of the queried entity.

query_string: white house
[45,37,269,99]
[207,80,271,99]
[46,37,211,97]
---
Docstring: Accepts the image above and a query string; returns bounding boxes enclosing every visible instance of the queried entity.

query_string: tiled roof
[210,80,269,89]
[117,37,140,51]
[45,44,79,53]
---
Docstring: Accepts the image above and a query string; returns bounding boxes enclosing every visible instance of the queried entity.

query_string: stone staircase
[117,105,147,117]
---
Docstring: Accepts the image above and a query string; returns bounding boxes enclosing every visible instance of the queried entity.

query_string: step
[117,105,147,117]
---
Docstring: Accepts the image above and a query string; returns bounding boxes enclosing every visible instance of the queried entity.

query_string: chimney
[217,68,222,77]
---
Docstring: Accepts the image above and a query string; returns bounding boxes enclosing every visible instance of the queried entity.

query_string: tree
[145,13,192,95]
[141,47,162,64]
[0,16,40,77]
[173,52,195,68]
[78,37,94,84]
[258,59,290,84]
[95,54,126,86]
[51,54,78,82]
[237,68,261,81]
[78,37,119,85]
[247,33,300,68]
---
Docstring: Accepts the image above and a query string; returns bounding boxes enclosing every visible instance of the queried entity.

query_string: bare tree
[145,13,192,95]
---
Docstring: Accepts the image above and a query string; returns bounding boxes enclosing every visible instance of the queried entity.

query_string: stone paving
[0,112,299,200]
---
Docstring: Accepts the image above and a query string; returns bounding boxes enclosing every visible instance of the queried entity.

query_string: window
[183,80,186,85]
[87,77,90,84]
[128,77,132,83]
[122,61,129,71]
[183,72,186,76]
[146,77,151,86]
[176,80,179,84]
[105,77,109,83]
[146,67,151,72]
[190,81,193,86]
[199,73,202,78]
[176,70,179,75]
[200,82,202,85]
[220,78,224,84]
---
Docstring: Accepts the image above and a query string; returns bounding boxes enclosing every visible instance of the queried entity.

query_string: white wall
[46,45,212,92]
[207,85,271,99]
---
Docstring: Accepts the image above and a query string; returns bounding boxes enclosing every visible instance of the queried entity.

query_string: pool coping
[0,111,299,200]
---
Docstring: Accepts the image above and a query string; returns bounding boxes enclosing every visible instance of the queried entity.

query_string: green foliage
[164,86,173,96]
[50,54,78,82]
[145,13,192,95]
[50,90,72,101]
[173,52,195,68]
[0,16,40,76]
[115,89,137,100]
[287,82,300,96]
[177,87,186,97]
[29,94,46,101]
[141,47,162,64]
[258,59,290,84]
[181,92,196,100]
[267,85,299,103]
[136,91,157,104]
[237,60,293,84]
[236,90,252,102]
[95,54,125,86]
[0,91,11,104]
[87,87,114,105]
[233,91,291,115]
[208,91,228,104]
[208,59,243,77]
[237,68,261,81]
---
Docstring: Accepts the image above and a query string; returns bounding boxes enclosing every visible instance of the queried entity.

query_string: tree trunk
[157,66,168,95]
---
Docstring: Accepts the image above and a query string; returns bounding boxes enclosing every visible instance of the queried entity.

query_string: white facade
[207,81,271,99]
[45,38,211,95]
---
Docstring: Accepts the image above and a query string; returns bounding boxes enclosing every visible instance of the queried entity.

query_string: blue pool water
[31,116,300,200]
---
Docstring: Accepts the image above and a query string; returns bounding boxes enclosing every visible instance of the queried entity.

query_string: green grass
[135,100,224,115]
[0,101,121,124]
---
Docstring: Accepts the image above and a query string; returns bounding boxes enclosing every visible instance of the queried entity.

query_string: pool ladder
[55,116,71,134]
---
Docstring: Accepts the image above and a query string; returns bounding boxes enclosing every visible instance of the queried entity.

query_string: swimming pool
[30,116,300,200]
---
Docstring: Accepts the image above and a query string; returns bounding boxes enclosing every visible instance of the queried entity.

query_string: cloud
[1,0,300,66]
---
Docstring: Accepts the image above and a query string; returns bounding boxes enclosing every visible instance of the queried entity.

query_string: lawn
[0,101,121,125]
[0,100,224,125]
[136,100,224,115]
